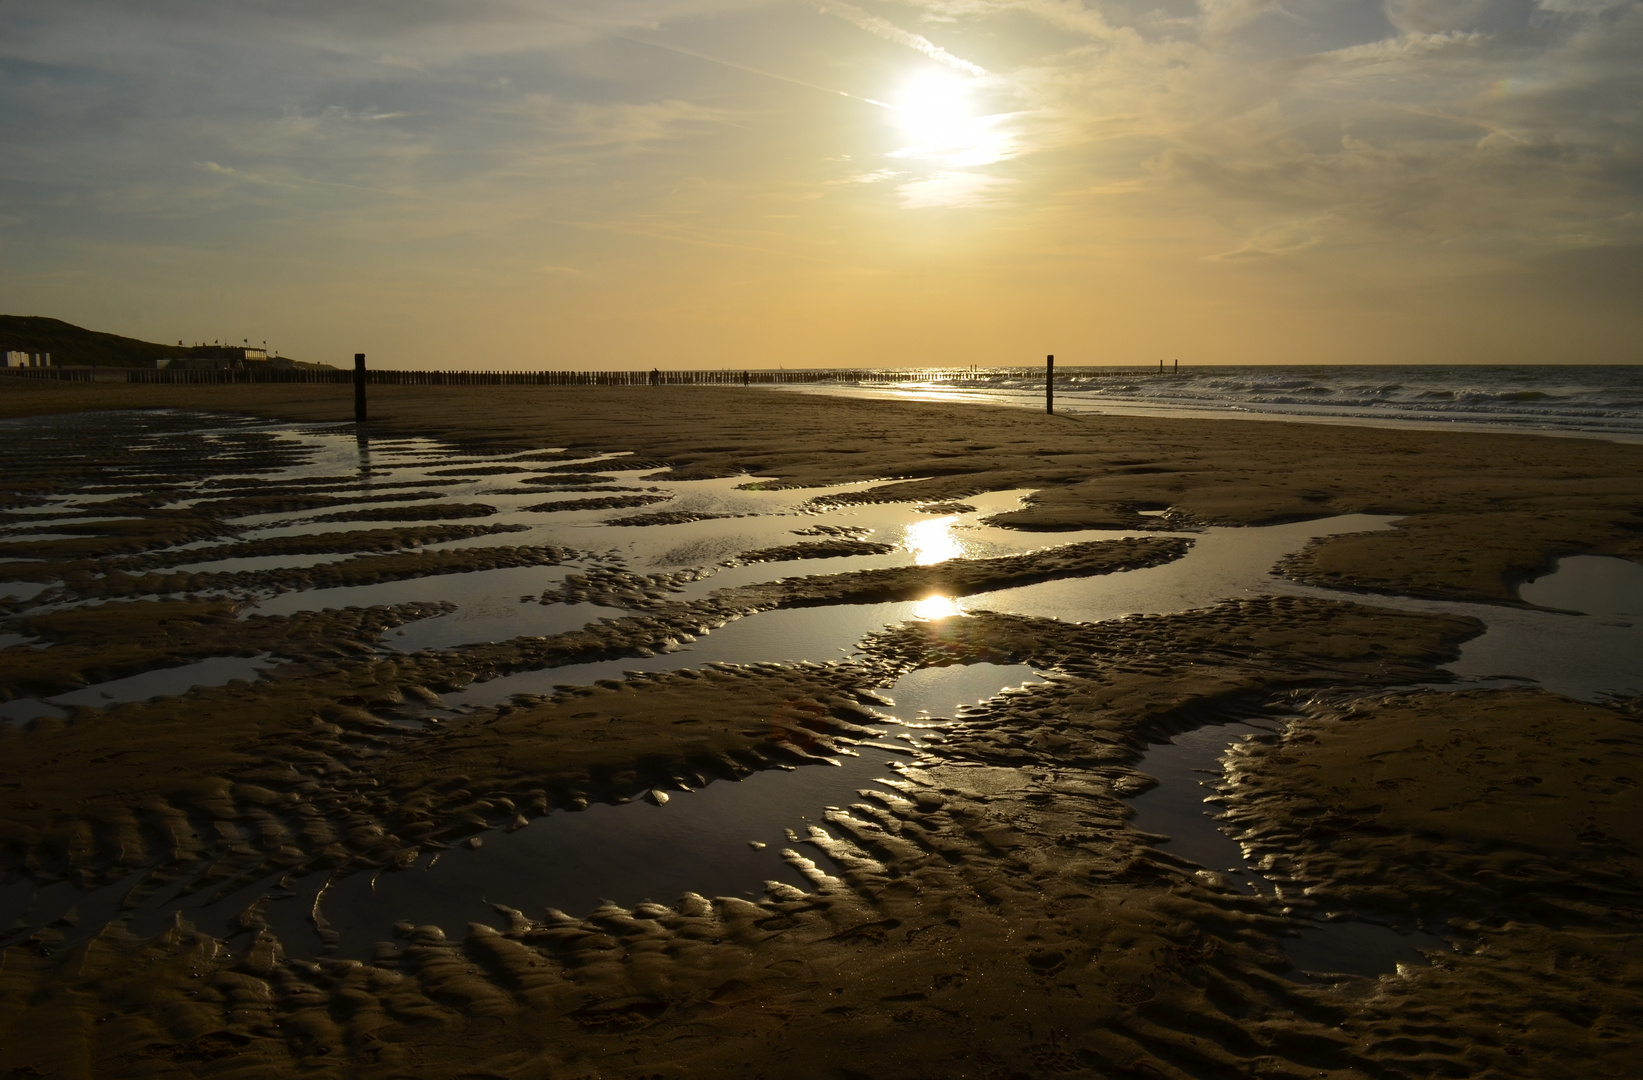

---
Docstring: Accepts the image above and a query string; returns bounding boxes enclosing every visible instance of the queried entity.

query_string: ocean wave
[839,364,1643,438]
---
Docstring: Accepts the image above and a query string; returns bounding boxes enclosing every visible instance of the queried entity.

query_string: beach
[1,379,1640,1079]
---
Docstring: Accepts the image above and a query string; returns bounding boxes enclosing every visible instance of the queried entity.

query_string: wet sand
[5,379,1642,601]
[1,379,1640,1078]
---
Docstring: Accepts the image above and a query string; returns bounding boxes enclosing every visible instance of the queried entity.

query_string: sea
[781,365,1643,442]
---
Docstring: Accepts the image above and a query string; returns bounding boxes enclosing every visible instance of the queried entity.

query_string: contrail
[599,26,894,110]
[812,0,990,77]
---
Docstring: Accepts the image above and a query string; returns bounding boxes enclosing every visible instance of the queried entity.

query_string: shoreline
[8,366,1643,445]
[772,380,1643,445]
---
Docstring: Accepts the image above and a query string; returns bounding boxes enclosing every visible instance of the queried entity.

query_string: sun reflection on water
[912,595,965,620]
[904,515,964,565]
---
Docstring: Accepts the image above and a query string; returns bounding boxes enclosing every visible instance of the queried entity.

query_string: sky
[1,0,1640,369]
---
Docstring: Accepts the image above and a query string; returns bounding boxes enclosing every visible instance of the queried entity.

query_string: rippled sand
[1,382,1640,1078]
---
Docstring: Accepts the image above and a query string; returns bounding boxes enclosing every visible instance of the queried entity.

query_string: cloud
[1202,219,1329,261]
[897,170,1013,207]
[1382,0,1507,35]
[828,168,906,184]
[879,0,1130,45]
[529,98,733,150]
[2,0,1640,363]
[1196,0,1284,41]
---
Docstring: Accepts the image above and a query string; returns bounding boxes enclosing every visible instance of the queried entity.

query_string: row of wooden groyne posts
[5,366,1016,386]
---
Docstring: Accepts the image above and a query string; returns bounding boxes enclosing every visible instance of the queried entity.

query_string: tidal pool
[317,663,1043,957]
[49,652,287,709]
[283,535,1640,967]
[1272,554,1643,703]
[1129,718,1445,980]
[1121,555,1643,979]
[12,663,1046,957]
[446,514,1399,707]
[2,653,288,727]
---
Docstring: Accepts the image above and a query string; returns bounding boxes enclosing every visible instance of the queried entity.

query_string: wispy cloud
[897,170,1013,207]
[1202,218,1330,261]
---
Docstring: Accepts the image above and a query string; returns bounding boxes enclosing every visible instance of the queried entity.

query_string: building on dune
[158,346,298,372]
[3,350,51,368]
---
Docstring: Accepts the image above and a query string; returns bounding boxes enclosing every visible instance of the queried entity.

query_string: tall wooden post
[354,353,367,424]
[1046,355,1054,414]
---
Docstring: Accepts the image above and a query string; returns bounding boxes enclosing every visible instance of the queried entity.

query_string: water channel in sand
[296,663,1049,959]
[1124,553,1643,978]
[1128,720,1447,980]
[9,542,1636,978]
[0,653,289,726]
[438,514,1399,709]
[269,555,1643,975]
[3,413,1641,983]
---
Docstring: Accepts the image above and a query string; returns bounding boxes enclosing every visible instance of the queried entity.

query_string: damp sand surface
[245,565,622,654]
[4,663,1050,955]
[1,653,288,726]
[49,652,283,711]
[439,514,1388,708]
[1271,553,1643,702]
[978,514,1394,622]
[1130,720,1446,979]
[442,603,936,707]
[312,662,1048,958]
[231,551,1638,971]
[1124,553,1643,980]
[2,390,1642,1080]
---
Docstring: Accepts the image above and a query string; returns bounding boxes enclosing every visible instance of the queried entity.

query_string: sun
[891,70,976,150]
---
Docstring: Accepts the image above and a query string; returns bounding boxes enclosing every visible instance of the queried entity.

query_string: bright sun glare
[912,595,964,621]
[904,515,965,565]
[892,71,975,150]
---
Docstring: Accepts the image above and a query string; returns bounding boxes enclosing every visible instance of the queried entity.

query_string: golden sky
[2,0,1640,367]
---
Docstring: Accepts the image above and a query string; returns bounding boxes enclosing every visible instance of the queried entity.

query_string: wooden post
[354,353,366,424]
[1174,357,1179,374]
[1046,355,1054,414]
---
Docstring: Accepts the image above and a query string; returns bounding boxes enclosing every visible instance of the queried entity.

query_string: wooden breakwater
[2,366,1007,387]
